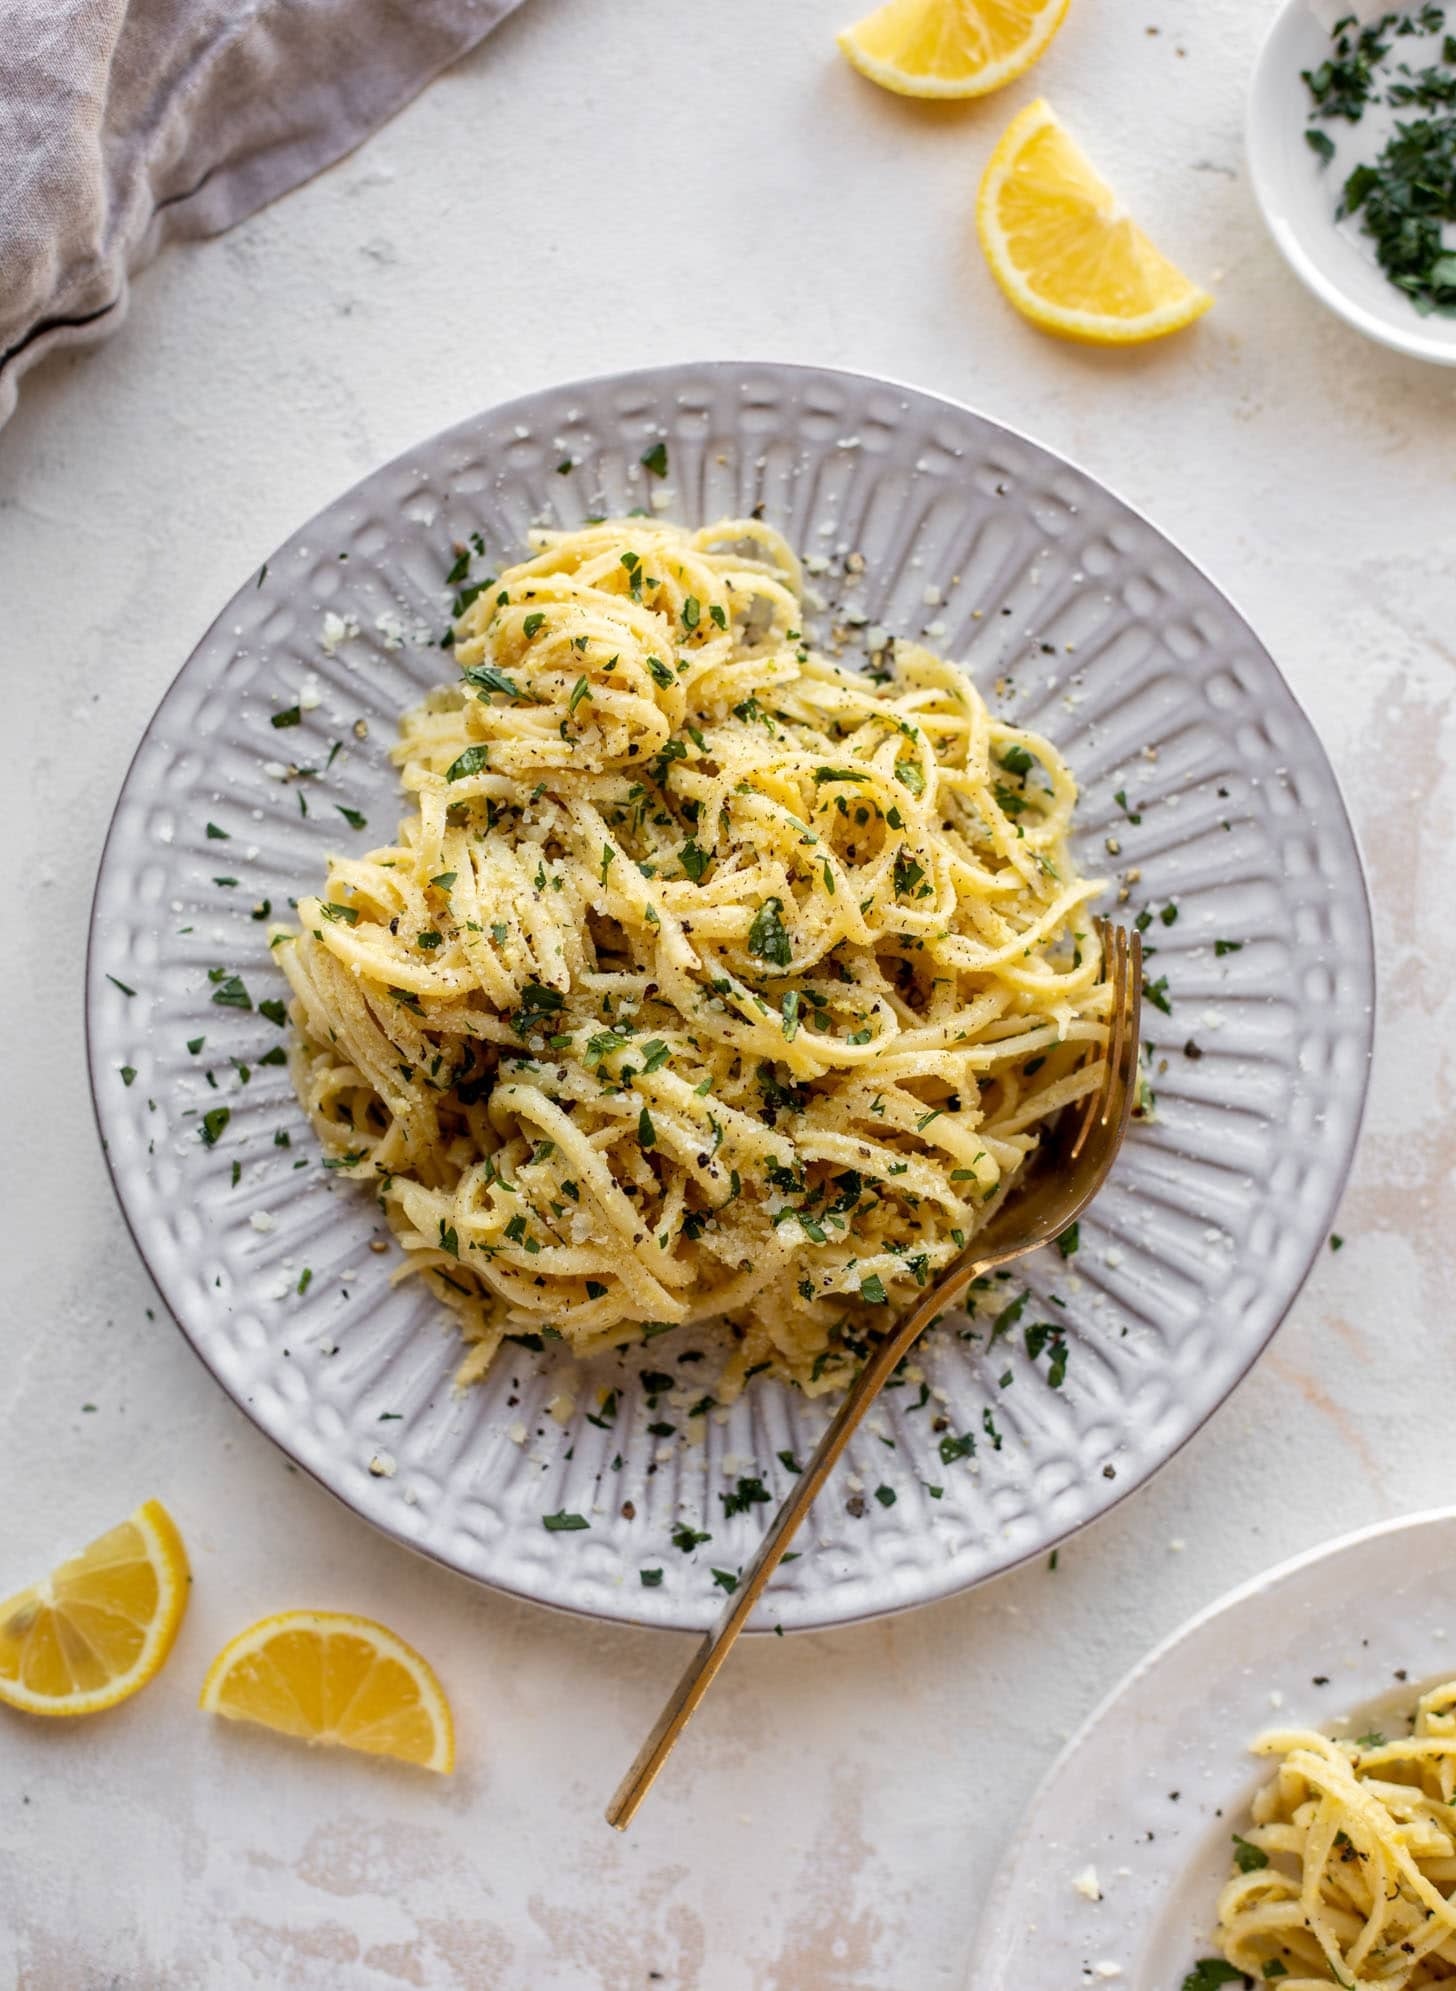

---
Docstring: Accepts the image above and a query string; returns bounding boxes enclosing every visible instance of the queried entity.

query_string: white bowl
[1247,0,1456,364]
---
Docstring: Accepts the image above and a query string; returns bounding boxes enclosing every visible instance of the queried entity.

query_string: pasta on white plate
[1212,1684,1456,1986]
[279,516,1108,1394]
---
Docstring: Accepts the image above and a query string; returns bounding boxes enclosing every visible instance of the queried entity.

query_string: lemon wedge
[838,0,1070,99]
[977,99,1212,343]
[0,1498,190,1717]
[199,1609,455,1773]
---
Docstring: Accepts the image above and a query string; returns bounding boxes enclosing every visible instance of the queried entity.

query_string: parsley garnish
[748,896,792,968]
[462,661,524,700]
[336,806,367,830]
[543,1510,590,1532]
[511,982,565,1036]
[445,745,489,782]
[1180,1964,1248,1991]
[1232,1833,1269,1873]
[679,838,710,882]
[211,974,252,1010]
[199,1106,230,1146]
[671,1523,711,1553]
[721,1477,770,1517]
[641,441,668,477]
[271,706,301,729]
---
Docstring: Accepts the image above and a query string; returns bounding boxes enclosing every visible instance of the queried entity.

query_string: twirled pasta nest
[281,518,1108,1395]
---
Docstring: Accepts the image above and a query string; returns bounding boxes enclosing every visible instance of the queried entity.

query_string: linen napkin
[0,0,524,428]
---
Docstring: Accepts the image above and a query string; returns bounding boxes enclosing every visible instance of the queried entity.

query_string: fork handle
[605,1261,983,1830]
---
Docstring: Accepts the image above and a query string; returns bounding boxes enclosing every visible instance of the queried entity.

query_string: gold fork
[606,916,1142,1831]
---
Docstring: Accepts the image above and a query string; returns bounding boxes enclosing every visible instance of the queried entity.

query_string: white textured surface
[86,360,1372,1634]
[1,0,1453,1984]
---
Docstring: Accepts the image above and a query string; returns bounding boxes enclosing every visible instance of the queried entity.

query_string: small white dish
[1247,0,1456,364]
[971,1509,1456,1988]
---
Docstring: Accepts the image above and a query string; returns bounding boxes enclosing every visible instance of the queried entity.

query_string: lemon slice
[199,1610,455,1773]
[977,99,1212,343]
[838,0,1069,99]
[0,1498,190,1717]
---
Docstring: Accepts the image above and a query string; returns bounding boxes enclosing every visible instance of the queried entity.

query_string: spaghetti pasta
[279,516,1108,1393]
[1213,1686,1456,1986]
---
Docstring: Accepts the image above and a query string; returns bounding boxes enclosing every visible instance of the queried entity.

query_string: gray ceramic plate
[86,362,1374,1632]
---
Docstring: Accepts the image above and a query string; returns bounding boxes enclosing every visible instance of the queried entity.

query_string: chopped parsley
[679,838,710,882]
[747,896,792,968]
[1232,1833,1269,1873]
[510,983,564,1039]
[199,1106,230,1146]
[1179,1964,1249,1991]
[463,661,524,700]
[542,1510,590,1532]
[445,745,489,782]
[640,441,669,477]
[721,1477,770,1518]
[210,974,252,1010]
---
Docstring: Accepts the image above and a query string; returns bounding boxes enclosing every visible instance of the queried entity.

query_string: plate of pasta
[971,1510,1456,1990]
[86,361,1373,1631]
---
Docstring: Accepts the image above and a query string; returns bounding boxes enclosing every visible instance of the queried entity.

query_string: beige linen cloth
[0,0,523,427]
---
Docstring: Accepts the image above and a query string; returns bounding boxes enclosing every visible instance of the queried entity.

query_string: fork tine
[1070,918,1122,1160]
[1101,922,1130,1130]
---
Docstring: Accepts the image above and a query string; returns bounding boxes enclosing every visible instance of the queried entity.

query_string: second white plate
[972,1510,1456,1988]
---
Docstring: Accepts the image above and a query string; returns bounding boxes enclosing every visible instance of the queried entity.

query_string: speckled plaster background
[1,1,1453,1986]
